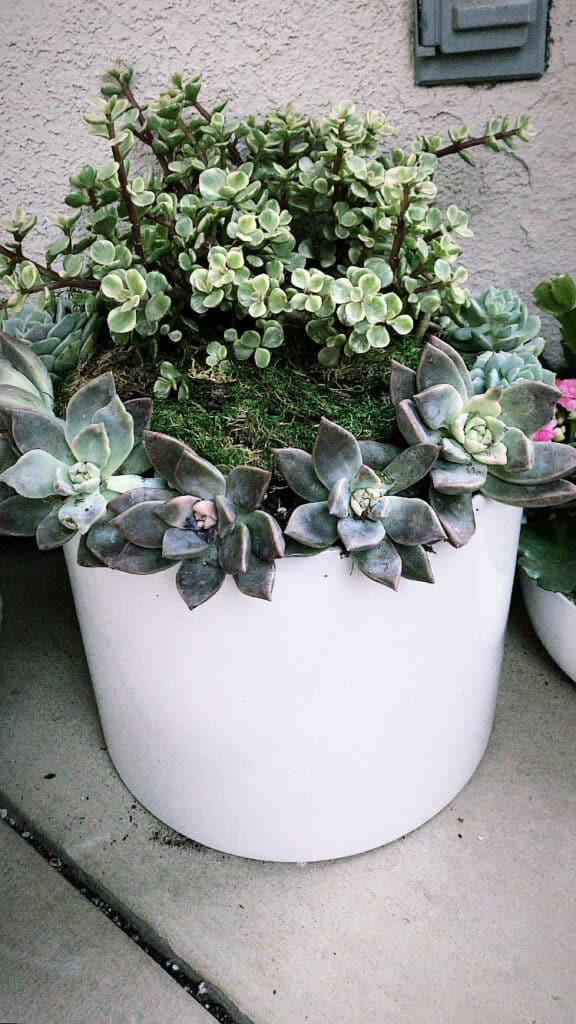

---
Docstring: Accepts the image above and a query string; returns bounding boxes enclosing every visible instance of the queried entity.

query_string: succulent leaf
[0,494,53,535]
[70,422,111,466]
[498,381,560,437]
[358,440,401,474]
[481,475,576,507]
[379,444,440,494]
[244,510,285,560]
[176,550,225,609]
[273,447,329,501]
[395,543,434,584]
[110,501,168,548]
[36,508,75,550]
[429,490,476,548]
[226,465,271,511]
[312,417,362,490]
[416,343,472,402]
[219,522,251,574]
[337,516,385,552]
[430,460,487,494]
[142,431,187,489]
[285,501,338,548]
[0,449,63,498]
[389,361,416,405]
[64,372,116,447]
[10,411,71,462]
[175,448,226,499]
[234,553,276,601]
[162,526,208,560]
[490,441,576,485]
[382,496,445,546]
[92,395,136,475]
[352,537,402,589]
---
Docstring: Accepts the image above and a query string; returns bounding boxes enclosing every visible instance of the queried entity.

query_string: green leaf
[255,347,271,368]
[518,518,576,594]
[145,292,171,323]
[107,306,136,333]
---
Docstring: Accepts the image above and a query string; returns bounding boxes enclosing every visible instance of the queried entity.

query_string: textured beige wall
[1,0,574,309]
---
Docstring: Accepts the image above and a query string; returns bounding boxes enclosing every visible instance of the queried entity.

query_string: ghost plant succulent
[274,417,445,589]
[85,432,285,608]
[391,337,576,545]
[0,364,152,551]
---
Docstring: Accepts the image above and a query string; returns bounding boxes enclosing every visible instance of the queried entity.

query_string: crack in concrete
[0,800,256,1024]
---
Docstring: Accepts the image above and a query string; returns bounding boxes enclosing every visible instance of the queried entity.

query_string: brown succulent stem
[106,118,144,260]
[434,128,521,159]
[389,185,411,279]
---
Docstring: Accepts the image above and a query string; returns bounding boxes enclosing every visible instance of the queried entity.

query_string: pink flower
[557,379,576,412]
[533,419,557,443]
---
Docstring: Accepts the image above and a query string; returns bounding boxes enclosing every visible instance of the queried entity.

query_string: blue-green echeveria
[274,418,445,589]
[0,371,153,551]
[0,332,55,417]
[2,299,96,377]
[392,336,576,546]
[470,348,556,395]
[444,287,545,354]
[88,432,286,608]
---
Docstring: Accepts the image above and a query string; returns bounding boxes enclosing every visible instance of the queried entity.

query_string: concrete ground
[0,538,574,1024]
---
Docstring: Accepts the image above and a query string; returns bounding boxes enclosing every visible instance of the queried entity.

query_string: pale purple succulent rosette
[391,336,576,546]
[88,431,286,609]
[274,418,446,590]
[0,361,153,557]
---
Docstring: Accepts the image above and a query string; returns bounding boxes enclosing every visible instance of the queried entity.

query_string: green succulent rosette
[391,336,576,546]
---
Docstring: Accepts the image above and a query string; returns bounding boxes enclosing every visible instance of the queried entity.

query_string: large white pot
[64,496,521,862]
[520,571,576,683]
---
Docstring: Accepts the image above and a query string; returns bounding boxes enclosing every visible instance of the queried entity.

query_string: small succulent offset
[445,287,544,355]
[88,432,285,608]
[392,336,576,546]
[470,349,556,395]
[0,368,152,550]
[274,418,445,589]
[2,297,97,377]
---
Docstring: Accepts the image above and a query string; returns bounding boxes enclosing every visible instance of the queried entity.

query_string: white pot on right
[520,571,576,683]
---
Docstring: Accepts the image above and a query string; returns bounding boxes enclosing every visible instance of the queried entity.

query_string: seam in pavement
[0,797,256,1024]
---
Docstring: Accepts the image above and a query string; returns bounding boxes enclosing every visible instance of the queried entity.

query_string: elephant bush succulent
[0,66,533,382]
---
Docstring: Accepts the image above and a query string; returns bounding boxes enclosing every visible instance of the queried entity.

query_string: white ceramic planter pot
[64,496,521,862]
[520,571,576,683]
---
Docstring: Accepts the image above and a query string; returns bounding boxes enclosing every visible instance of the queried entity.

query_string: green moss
[151,335,423,472]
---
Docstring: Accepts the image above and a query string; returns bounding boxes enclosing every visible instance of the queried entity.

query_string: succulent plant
[533,273,576,373]
[274,417,445,589]
[0,333,55,417]
[444,287,544,354]
[0,66,533,371]
[392,336,576,546]
[87,432,285,608]
[2,297,97,376]
[0,371,153,551]
[470,349,556,394]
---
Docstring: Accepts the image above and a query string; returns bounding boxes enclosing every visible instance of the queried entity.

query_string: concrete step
[0,820,215,1024]
[0,538,575,1024]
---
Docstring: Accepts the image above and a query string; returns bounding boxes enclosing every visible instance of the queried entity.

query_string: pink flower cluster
[533,379,576,442]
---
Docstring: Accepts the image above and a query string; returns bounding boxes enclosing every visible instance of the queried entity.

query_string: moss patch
[152,336,423,471]
[60,334,424,473]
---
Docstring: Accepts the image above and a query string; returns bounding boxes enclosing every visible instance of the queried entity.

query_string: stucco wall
[1,0,574,312]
